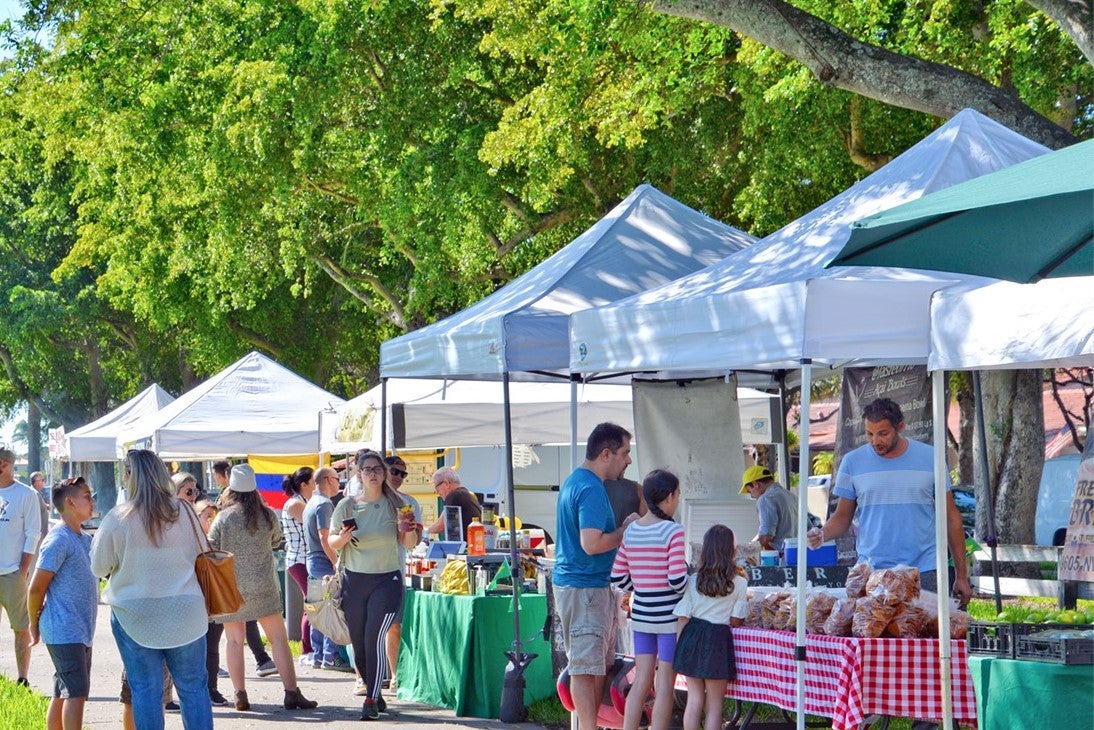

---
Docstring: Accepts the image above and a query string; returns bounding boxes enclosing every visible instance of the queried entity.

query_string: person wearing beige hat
[207,464,317,712]
[740,465,797,551]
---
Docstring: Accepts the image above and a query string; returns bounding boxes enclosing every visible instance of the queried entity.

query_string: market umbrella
[828,139,1093,282]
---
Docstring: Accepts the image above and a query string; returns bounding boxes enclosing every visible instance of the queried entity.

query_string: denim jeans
[306,556,338,664]
[111,613,212,730]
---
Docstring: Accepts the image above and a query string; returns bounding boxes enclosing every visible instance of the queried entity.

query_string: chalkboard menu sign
[745,565,849,588]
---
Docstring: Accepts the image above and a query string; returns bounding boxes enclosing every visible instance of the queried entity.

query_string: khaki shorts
[553,585,617,676]
[0,572,30,631]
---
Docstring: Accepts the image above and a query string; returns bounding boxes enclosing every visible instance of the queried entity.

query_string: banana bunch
[435,559,470,595]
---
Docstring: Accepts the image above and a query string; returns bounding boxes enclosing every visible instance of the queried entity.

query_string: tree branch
[0,341,70,426]
[1026,0,1093,64]
[650,0,1078,149]
[310,253,408,330]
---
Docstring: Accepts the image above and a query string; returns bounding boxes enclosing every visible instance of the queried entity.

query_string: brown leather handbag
[182,501,245,619]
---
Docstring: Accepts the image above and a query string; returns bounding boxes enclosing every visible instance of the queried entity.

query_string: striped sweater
[610,519,688,633]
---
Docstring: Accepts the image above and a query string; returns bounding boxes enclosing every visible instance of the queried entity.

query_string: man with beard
[552,423,640,730]
[807,397,971,606]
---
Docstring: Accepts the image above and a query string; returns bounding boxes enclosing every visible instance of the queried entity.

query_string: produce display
[990,606,1094,625]
[745,561,973,639]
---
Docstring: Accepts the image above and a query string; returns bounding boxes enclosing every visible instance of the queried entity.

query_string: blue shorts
[632,630,677,663]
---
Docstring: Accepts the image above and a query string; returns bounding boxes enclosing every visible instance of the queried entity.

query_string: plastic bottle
[467,518,486,556]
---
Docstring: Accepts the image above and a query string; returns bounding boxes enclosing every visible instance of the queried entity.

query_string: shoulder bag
[305,549,351,646]
[182,501,246,620]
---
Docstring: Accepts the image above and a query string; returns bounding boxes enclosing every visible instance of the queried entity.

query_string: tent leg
[794,361,811,730]
[932,371,954,730]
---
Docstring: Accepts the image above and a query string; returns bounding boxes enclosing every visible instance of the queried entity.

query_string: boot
[284,687,318,710]
[234,689,250,711]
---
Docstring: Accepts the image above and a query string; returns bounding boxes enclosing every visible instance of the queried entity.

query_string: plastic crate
[1015,630,1094,665]
[967,621,1093,658]
[967,621,1016,657]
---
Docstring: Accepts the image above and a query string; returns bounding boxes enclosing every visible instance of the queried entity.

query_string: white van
[1034,454,1082,546]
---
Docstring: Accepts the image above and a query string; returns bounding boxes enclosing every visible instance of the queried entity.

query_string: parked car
[1035,454,1082,546]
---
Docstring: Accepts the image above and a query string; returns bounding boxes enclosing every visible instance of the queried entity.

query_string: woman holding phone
[328,450,419,720]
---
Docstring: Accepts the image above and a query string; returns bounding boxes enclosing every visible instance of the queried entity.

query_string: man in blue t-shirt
[807,398,972,607]
[553,422,639,730]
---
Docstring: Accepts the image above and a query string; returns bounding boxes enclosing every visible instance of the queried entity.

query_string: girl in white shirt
[672,524,749,730]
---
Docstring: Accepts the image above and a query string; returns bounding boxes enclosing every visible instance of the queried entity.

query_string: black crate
[1015,631,1094,665]
[966,621,1093,659]
[968,621,1016,657]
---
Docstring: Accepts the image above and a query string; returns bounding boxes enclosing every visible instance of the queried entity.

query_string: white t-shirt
[673,573,750,624]
[0,480,42,574]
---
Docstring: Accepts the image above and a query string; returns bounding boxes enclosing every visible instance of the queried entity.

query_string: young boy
[27,477,97,730]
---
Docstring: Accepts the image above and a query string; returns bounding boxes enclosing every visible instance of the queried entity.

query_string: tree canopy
[0,0,1088,439]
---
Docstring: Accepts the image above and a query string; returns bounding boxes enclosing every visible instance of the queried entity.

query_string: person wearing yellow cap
[739,465,797,552]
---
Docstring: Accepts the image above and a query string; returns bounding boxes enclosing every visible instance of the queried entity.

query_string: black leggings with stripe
[342,569,403,701]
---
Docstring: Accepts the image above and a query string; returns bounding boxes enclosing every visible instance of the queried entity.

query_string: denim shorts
[46,643,92,698]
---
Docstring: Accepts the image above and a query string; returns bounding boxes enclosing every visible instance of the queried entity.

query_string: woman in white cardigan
[90,449,213,730]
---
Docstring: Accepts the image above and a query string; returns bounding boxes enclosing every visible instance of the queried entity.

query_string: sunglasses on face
[182,487,196,497]
[389,468,408,478]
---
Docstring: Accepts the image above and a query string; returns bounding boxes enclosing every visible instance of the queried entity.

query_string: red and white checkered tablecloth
[676,628,977,730]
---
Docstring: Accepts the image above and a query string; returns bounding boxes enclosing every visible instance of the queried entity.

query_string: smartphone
[342,518,357,530]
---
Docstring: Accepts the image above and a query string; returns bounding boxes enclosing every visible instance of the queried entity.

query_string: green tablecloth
[969,655,1093,730]
[395,590,555,718]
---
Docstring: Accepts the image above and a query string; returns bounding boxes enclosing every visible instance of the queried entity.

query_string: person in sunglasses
[381,455,421,692]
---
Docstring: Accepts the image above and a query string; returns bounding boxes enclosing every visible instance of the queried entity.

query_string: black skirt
[673,617,736,680]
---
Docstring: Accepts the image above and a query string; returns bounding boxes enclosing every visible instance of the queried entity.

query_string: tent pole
[777,371,790,489]
[499,370,529,722]
[570,376,579,473]
[380,378,388,457]
[794,361,811,730]
[973,371,1003,614]
[932,371,954,730]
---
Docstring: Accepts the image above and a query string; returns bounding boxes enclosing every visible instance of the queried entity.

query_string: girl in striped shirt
[611,469,687,730]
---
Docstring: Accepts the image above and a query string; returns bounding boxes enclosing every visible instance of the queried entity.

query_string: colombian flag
[247,454,321,510]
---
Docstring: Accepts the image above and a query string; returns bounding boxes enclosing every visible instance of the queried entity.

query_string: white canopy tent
[381,184,755,380]
[320,378,781,453]
[569,110,1049,730]
[117,351,345,458]
[65,384,175,462]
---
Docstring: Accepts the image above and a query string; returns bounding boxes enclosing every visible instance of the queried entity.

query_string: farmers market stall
[678,627,978,730]
[395,589,555,718]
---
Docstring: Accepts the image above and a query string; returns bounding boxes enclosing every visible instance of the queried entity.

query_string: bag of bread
[865,565,921,605]
[949,609,971,639]
[884,602,930,637]
[774,594,797,631]
[759,592,790,629]
[845,561,873,599]
[805,592,837,635]
[744,593,765,627]
[852,596,899,638]
[823,596,857,636]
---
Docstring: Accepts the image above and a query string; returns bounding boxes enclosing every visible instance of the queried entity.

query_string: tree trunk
[650,0,1077,149]
[27,401,42,473]
[975,369,1044,546]
[956,381,975,486]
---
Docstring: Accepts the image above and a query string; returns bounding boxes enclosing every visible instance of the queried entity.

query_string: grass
[0,676,50,730]
[966,595,1094,622]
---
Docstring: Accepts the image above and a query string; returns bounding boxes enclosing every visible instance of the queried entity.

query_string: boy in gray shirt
[27,477,98,729]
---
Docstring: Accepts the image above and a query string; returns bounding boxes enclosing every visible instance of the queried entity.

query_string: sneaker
[378,696,387,714]
[16,677,29,688]
[353,678,368,697]
[255,659,279,678]
[165,701,180,711]
[360,700,379,721]
[209,690,230,707]
[298,652,314,667]
[321,658,355,673]
[217,667,229,678]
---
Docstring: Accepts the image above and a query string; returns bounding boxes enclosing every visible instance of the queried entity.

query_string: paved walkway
[1,603,545,728]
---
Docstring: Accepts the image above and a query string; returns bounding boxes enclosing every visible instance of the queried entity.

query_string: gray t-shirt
[757,483,798,547]
[37,523,97,646]
[302,493,334,565]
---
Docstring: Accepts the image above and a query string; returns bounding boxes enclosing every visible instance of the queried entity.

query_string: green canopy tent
[828,139,1093,282]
